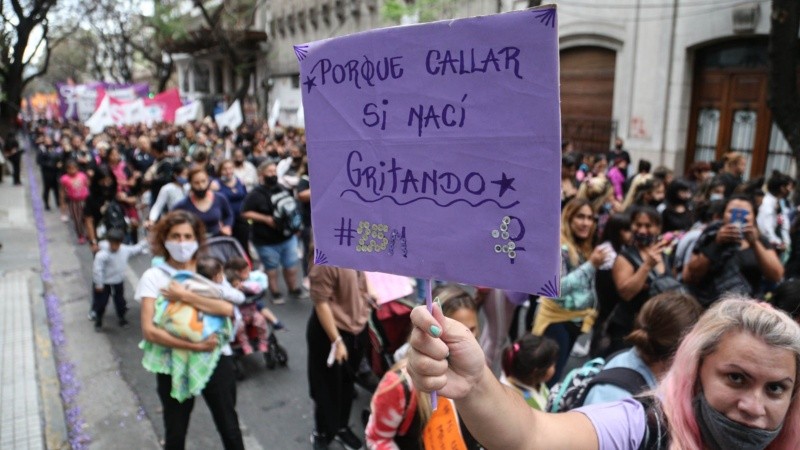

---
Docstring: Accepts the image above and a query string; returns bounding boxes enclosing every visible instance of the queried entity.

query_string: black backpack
[546,357,649,413]
[149,160,175,204]
[638,396,670,450]
[270,189,303,236]
[102,200,128,235]
[621,247,685,298]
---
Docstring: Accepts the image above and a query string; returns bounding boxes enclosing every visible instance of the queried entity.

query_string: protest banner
[268,99,281,129]
[297,6,561,296]
[85,96,114,134]
[56,82,149,121]
[215,99,243,130]
[175,101,203,125]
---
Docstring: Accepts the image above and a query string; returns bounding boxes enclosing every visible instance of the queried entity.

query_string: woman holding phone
[683,194,783,307]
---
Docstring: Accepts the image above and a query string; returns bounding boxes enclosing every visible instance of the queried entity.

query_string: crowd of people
[15,118,800,450]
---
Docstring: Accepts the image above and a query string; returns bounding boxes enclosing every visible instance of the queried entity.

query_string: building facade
[175,0,794,177]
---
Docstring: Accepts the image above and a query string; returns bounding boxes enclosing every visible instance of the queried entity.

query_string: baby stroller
[203,236,288,378]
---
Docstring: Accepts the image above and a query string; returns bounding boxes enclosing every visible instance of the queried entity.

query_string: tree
[134,1,187,92]
[0,0,59,132]
[26,30,95,93]
[768,0,800,176]
[382,0,462,23]
[190,1,266,109]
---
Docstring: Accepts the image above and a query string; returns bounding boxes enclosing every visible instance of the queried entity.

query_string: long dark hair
[601,213,631,252]
[90,165,119,201]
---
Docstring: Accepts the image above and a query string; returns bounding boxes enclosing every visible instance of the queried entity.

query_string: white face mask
[164,240,199,263]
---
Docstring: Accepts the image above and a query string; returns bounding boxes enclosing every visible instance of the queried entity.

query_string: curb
[29,272,70,450]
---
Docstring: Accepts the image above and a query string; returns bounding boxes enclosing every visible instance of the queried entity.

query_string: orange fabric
[422,398,467,450]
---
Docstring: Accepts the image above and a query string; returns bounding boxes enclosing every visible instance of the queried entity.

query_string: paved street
[1,149,369,449]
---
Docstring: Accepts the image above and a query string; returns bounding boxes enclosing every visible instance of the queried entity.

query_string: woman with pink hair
[405,297,800,450]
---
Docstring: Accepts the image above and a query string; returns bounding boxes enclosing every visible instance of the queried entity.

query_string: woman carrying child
[134,210,244,450]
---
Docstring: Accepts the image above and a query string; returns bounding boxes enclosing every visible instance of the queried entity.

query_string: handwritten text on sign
[298,7,561,296]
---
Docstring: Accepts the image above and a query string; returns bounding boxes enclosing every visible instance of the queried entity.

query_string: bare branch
[22,34,49,88]
[21,21,47,67]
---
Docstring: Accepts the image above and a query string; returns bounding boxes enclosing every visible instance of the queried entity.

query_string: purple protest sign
[297,6,561,296]
[56,82,149,121]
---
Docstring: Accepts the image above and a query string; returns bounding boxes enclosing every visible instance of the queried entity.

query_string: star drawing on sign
[491,172,516,197]
[303,76,317,94]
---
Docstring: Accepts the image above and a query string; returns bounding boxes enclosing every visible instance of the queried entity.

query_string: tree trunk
[768,0,800,177]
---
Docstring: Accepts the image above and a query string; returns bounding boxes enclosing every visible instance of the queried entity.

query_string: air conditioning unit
[732,2,760,34]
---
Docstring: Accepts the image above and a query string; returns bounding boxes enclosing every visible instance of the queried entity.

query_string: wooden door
[560,46,617,153]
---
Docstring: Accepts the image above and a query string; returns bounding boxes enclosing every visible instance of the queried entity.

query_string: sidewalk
[0,142,161,449]
[0,159,65,449]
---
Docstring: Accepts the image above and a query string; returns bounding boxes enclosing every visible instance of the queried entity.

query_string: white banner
[175,101,203,126]
[214,99,243,130]
[85,96,114,134]
[268,99,281,129]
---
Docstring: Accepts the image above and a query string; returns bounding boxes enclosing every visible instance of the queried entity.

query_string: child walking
[500,334,559,410]
[59,160,90,244]
[92,229,149,331]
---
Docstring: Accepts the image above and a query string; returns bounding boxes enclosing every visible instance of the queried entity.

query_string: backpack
[270,189,303,236]
[101,200,128,235]
[637,396,670,450]
[621,247,685,298]
[546,357,649,413]
[149,159,175,203]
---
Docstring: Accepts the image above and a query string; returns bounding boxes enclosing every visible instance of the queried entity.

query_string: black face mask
[693,392,782,450]
[234,160,244,167]
[633,232,655,247]
[101,185,115,200]
[263,175,278,187]
[292,156,303,164]
[192,187,208,198]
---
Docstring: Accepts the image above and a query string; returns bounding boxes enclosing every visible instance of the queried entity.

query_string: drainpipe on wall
[659,0,679,169]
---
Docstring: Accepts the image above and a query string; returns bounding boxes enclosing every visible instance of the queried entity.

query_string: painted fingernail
[430,325,442,337]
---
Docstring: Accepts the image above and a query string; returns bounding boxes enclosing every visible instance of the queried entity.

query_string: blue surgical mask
[176,177,187,185]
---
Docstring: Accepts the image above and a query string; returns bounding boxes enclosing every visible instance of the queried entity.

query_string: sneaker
[94,320,102,332]
[290,288,310,300]
[271,293,285,305]
[335,426,362,450]
[60,214,68,223]
[119,318,130,328]
[88,310,97,321]
[310,431,330,450]
[272,320,285,330]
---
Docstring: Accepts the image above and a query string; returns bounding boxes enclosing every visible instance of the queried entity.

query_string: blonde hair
[576,177,614,213]
[622,174,652,210]
[723,151,745,169]
[560,199,595,267]
[659,297,800,450]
